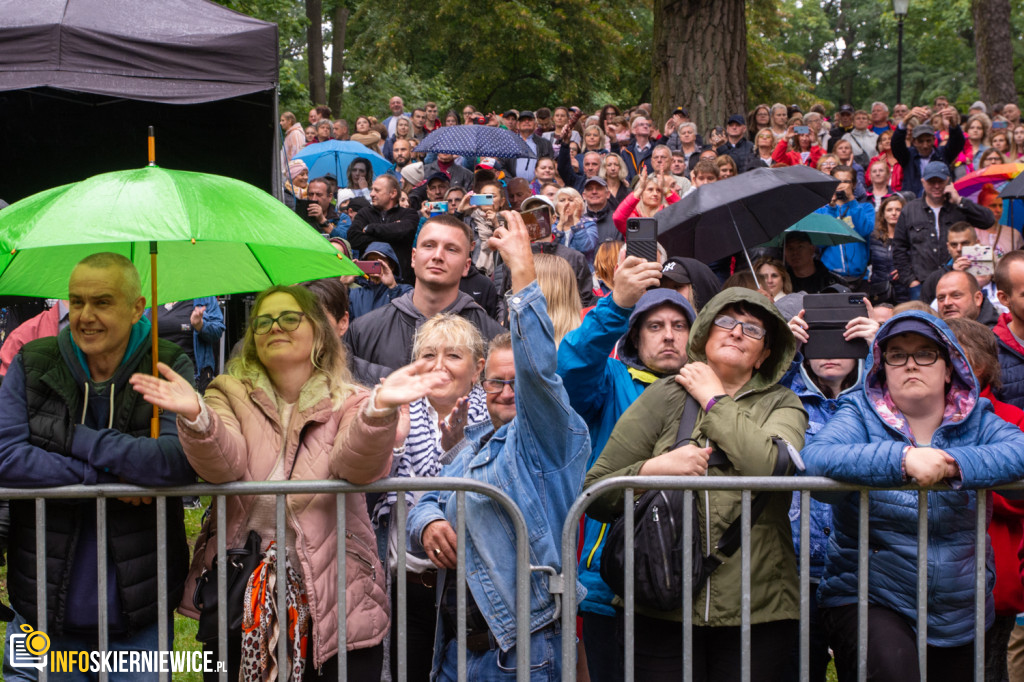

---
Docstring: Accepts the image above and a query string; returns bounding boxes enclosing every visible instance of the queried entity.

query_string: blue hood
[863,310,979,443]
[362,241,403,280]
[614,289,696,374]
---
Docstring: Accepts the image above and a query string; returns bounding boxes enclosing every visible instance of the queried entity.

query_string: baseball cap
[661,258,692,285]
[726,114,746,126]
[426,171,451,185]
[922,161,950,181]
[912,124,935,139]
[672,107,689,118]
[520,195,554,212]
[876,316,947,352]
[347,197,370,212]
[583,176,608,188]
[838,104,854,114]
[518,110,536,120]
[503,110,519,119]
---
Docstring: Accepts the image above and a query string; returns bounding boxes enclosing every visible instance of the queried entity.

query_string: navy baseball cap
[922,161,950,181]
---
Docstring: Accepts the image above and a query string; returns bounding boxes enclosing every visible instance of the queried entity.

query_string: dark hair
[347,158,373,186]
[722,301,774,355]
[945,317,1001,390]
[301,277,350,323]
[831,164,856,180]
[315,105,332,119]
[873,194,905,243]
[722,270,760,292]
[692,159,720,178]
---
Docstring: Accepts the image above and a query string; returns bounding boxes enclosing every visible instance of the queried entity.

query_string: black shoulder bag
[600,395,791,612]
[193,529,263,643]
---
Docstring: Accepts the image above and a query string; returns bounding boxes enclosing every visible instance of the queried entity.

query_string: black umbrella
[655,166,838,274]
[999,173,1024,199]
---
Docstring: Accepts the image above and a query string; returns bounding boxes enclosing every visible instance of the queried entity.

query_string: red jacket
[982,385,1024,614]
[771,139,824,168]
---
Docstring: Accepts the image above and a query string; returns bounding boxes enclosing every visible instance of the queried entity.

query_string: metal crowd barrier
[0,477,532,682]
[561,475,1024,682]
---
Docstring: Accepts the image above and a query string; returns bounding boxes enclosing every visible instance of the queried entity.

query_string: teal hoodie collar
[70,316,152,382]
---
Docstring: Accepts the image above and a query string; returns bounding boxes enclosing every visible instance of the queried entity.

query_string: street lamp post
[893,0,909,104]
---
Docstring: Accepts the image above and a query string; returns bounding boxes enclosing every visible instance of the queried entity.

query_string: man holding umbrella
[0,253,195,678]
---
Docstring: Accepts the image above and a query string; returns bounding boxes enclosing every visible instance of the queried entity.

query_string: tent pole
[150,241,160,438]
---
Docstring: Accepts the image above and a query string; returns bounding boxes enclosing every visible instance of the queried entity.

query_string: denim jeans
[436,624,561,682]
[3,609,168,682]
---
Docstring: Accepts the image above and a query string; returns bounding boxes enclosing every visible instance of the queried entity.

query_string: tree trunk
[972,0,1018,105]
[653,0,747,135]
[306,0,326,106]
[328,4,349,114]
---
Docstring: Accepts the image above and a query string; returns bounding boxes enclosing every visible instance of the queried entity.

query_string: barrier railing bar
[975,493,987,682]
[215,494,228,682]
[156,495,169,682]
[623,487,635,682]
[917,490,928,681]
[96,498,109,682]
[35,498,47,682]
[740,490,752,682]
[396,493,408,682]
[682,488,694,682]
[456,490,468,681]
[857,490,869,682]
[336,493,347,682]
[799,490,810,682]
[275,493,287,680]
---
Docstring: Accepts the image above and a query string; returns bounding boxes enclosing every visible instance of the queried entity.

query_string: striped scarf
[373,385,489,525]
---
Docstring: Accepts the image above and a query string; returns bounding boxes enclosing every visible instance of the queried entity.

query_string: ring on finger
[433,547,442,557]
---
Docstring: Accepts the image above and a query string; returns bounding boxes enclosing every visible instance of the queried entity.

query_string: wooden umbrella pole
[150,241,160,438]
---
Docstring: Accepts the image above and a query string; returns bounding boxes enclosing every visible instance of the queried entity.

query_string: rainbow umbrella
[953,163,1024,200]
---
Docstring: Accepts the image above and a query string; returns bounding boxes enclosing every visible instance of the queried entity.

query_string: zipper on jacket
[345,531,377,581]
[653,497,671,590]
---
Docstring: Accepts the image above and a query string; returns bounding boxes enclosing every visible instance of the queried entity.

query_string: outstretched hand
[375,359,452,411]
[439,397,470,452]
[129,362,201,422]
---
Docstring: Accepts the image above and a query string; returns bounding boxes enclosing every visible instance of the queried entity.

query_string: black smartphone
[802,293,869,360]
[626,217,659,262]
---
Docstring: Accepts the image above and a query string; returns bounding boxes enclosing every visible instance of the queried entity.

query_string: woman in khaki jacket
[132,284,449,681]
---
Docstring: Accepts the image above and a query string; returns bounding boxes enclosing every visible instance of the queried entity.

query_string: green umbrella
[0,164,362,435]
[762,212,865,248]
[0,165,361,302]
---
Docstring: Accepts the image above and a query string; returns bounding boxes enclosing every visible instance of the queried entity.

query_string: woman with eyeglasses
[131,284,450,681]
[586,288,808,681]
[802,312,1024,681]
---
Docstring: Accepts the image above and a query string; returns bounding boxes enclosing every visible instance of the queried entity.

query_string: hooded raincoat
[802,311,1024,646]
[585,288,808,625]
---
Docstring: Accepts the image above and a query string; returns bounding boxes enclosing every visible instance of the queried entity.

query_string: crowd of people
[4,92,1024,682]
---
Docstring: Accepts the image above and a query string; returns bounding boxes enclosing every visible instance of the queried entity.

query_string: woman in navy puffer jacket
[803,311,1024,681]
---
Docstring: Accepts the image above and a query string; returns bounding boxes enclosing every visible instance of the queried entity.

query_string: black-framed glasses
[481,379,515,394]
[882,349,942,367]
[713,315,766,341]
[252,311,305,335]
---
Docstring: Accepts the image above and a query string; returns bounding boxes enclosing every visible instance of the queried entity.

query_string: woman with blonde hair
[770,102,790,140]
[600,153,629,205]
[612,166,680,234]
[582,124,609,156]
[131,284,448,680]
[749,128,777,169]
[372,313,490,681]
[534,253,582,345]
[754,256,792,300]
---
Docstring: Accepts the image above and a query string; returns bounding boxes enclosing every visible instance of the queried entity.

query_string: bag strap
[672,394,702,449]
[711,436,792,560]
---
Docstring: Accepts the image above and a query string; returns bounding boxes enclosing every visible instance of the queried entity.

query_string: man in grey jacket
[345,215,504,382]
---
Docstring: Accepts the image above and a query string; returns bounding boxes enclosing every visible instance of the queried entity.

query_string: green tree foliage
[346,0,652,114]
[746,0,823,110]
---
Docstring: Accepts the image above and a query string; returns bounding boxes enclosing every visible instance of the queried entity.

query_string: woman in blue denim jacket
[407,212,590,681]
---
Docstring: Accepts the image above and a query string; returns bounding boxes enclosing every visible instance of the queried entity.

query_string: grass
[0,501,208,681]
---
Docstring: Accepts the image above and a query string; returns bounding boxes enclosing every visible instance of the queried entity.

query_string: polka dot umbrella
[414,125,537,159]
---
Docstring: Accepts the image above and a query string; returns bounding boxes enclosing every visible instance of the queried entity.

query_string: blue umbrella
[292,141,394,187]
[414,124,536,159]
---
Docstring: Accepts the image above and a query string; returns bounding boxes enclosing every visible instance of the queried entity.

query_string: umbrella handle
[150,242,160,438]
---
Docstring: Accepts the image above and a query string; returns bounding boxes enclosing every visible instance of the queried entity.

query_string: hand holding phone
[469,193,494,207]
[625,217,659,262]
[353,259,383,276]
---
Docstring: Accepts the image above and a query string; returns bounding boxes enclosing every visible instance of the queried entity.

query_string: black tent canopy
[0,0,281,202]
